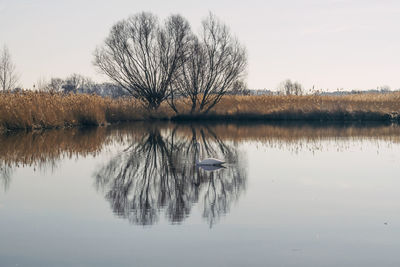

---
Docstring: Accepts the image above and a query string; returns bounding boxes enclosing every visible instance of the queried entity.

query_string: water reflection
[0,165,12,192]
[0,125,145,191]
[94,124,247,227]
[198,165,225,171]
[2,122,400,225]
[0,127,109,167]
[0,127,111,191]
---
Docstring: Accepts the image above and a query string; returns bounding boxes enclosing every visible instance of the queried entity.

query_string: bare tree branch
[0,45,19,92]
[94,124,247,227]
[171,13,247,114]
[94,12,191,110]
[279,79,303,96]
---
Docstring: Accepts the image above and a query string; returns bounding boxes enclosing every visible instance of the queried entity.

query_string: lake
[1,122,400,267]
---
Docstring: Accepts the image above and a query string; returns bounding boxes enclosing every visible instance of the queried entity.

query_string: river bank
[1,91,400,131]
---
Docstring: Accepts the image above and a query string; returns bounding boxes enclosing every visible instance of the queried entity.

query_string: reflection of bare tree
[200,166,245,227]
[3,121,395,197]
[0,165,12,192]
[94,124,247,227]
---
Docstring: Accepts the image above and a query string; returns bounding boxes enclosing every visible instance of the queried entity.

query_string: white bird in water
[195,143,226,166]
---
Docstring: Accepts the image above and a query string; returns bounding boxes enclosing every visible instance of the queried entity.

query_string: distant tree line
[316,87,396,96]
[278,79,303,96]
[36,74,129,98]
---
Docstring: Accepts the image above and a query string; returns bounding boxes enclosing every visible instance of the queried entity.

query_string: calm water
[1,122,400,266]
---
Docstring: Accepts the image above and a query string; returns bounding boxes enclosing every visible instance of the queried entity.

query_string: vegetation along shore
[2,12,399,132]
[1,91,400,131]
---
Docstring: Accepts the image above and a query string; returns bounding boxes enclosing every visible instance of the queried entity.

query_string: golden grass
[186,93,400,120]
[177,93,400,121]
[1,91,400,131]
[0,91,144,130]
[0,92,105,129]
[215,93,400,115]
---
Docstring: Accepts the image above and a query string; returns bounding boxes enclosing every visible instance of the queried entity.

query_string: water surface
[1,122,400,266]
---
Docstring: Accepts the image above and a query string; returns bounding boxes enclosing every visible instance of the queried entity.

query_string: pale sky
[1,0,399,91]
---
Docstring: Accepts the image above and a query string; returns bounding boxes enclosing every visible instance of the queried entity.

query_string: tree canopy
[94,12,247,112]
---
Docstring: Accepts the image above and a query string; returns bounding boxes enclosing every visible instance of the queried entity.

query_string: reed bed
[0,92,140,130]
[175,93,400,121]
[1,91,400,131]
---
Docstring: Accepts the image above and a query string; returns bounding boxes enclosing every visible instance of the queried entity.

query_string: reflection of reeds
[2,92,400,130]
[1,122,399,211]
[0,128,108,167]
[0,123,152,168]
[172,122,400,143]
[1,122,400,168]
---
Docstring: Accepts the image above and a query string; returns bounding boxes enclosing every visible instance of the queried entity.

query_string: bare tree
[47,78,64,92]
[378,85,391,93]
[0,45,19,92]
[171,13,247,114]
[94,12,191,110]
[62,73,87,94]
[229,80,250,95]
[279,79,303,96]
[36,76,49,92]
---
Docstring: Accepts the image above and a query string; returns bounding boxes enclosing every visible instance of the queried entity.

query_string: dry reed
[174,93,400,121]
[1,91,400,131]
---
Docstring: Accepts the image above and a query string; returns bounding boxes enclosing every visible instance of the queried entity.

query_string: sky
[0,0,399,91]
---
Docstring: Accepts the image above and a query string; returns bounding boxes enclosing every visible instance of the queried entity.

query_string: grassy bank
[185,93,400,122]
[1,91,400,131]
[0,91,171,131]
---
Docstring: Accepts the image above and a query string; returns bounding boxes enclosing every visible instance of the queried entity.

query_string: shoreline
[2,111,400,133]
[2,92,400,132]
[171,110,400,123]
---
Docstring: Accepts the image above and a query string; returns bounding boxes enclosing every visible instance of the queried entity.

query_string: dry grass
[1,91,400,131]
[216,93,400,114]
[174,93,400,121]
[0,92,106,130]
[0,91,144,130]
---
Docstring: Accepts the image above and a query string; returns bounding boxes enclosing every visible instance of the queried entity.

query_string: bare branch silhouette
[0,45,19,92]
[170,13,247,114]
[94,12,191,110]
[0,164,12,192]
[94,124,247,226]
